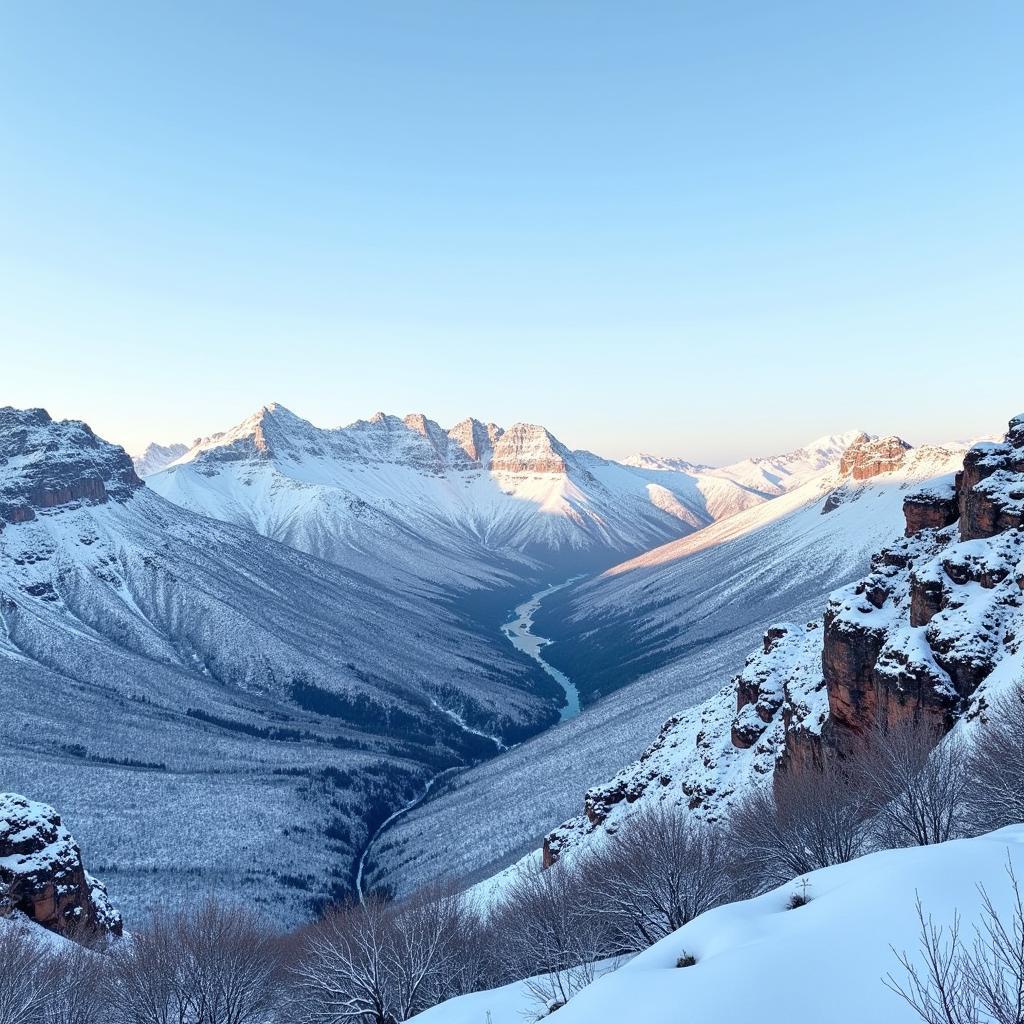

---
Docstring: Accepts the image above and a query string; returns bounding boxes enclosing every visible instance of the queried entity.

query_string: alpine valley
[0,400,1007,932]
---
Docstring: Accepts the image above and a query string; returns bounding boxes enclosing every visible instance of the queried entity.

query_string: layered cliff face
[837,433,913,480]
[541,417,1024,866]
[0,407,141,529]
[0,793,121,937]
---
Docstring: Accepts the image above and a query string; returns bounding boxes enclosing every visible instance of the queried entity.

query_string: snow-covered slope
[413,828,1024,1024]
[0,407,560,923]
[144,404,770,594]
[363,436,968,897]
[534,436,965,702]
[625,429,867,497]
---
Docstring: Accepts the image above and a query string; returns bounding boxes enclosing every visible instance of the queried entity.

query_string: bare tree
[887,859,1024,1024]
[43,944,108,1024]
[579,805,732,951]
[107,902,279,1024]
[384,888,474,1020]
[490,860,612,1015]
[965,682,1024,836]
[289,897,393,1024]
[861,717,970,848]
[0,925,50,1024]
[289,888,475,1024]
[728,766,872,895]
[887,898,979,1024]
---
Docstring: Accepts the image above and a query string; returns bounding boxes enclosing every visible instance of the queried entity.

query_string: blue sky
[1,2,1022,462]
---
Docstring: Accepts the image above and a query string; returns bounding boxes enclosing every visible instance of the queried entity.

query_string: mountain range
[0,401,977,920]
[136,405,863,595]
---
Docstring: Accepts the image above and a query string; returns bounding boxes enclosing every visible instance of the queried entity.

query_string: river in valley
[501,577,582,721]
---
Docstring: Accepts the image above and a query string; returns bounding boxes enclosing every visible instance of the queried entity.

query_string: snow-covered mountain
[625,429,868,497]
[368,433,968,897]
[131,441,188,478]
[143,404,775,594]
[0,407,561,923]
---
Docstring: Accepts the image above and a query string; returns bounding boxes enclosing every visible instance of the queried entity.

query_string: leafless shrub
[289,888,477,1024]
[965,682,1024,836]
[860,717,970,848]
[106,901,279,1024]
[490,860,612,1016]
[43,944,108,1024]
[0,924,50,1024]
[728,766,872,895]
[887,858,1024,1024]
[578,805,732,952]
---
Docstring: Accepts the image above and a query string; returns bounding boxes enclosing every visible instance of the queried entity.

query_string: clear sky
[1,2,1022,464]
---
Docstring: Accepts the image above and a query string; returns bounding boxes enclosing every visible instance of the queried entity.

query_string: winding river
[357,577,583,900]
[501,578,582,721]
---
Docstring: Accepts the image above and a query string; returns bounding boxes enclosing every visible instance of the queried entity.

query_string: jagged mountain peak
[491,422,572,474]
[0,406,142,528]
[133,440,188,478]
[447,417,503,466]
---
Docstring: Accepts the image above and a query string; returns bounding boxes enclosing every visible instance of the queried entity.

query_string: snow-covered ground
[413,828,1024,1024]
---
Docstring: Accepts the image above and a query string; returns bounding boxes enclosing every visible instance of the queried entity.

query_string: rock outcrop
[489,423,571,475]
[0,793,122,937]
[904,480,960,536]
[0,407,142,530]
[788,416,1024,766]
[541,414,1024,867]
[957,416,1024,541]
[838,434,912,481]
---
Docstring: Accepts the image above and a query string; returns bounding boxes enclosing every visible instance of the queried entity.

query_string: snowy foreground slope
[0,408,560,923]
[413,828,1024,1024]
[369,436,966,895]
[144,404,802,594]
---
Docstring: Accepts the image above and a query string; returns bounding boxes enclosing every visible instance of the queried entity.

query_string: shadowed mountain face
[143,404,774,595]
[0,407,561,924]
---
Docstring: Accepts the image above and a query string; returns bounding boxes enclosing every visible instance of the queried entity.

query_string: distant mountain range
[137,404,865,593]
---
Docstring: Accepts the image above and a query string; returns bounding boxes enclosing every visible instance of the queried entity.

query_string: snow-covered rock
[414,828,1024,1024]
[540,417,1024,866]
[0,793,121,936]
